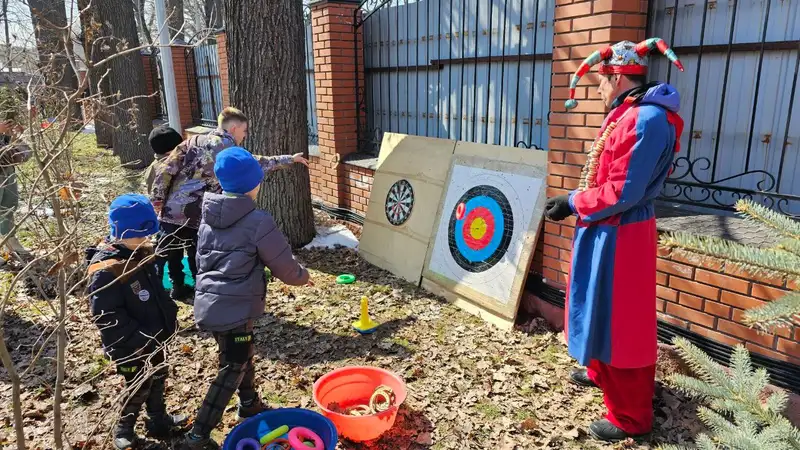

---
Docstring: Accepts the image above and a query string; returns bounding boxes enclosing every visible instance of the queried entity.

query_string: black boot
[170,283,194,302]
[178,432,220,450]
[569,368,598,388]
[589,419,649,442]
[143,371,189,438]
[113,423,141,450]
[237,396,269,420]
[145,413,190,439]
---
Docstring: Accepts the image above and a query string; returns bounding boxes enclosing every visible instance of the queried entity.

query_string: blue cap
[108,194,159,239]
[214,146,264,195]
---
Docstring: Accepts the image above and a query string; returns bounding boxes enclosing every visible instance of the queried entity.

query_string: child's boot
[237,396,269,420]
[113,422,141,450]
[143,374,190,438]
[145,413,190,438]
[179,432,220,450]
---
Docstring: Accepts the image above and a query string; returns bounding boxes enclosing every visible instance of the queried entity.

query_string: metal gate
[355,0,555,155]
[647,0,800,217]
[193,42,224,126]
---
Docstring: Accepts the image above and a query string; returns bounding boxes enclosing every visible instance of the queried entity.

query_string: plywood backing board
[359,133,457,283]
[422,143,548,325]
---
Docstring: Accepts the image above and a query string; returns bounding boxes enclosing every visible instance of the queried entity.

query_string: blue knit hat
[108,194,159,239]
[214,147,264,195]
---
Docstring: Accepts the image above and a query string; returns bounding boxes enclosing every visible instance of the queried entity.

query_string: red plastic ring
[287,427,323,450]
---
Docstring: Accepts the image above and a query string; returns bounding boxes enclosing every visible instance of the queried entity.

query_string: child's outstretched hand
[292,153,310,167]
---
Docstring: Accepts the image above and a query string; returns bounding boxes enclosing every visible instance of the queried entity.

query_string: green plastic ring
[336,274,356,284]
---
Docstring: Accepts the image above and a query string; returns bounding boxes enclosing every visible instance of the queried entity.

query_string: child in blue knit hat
[181,148,311,450]
[86,194,188,449]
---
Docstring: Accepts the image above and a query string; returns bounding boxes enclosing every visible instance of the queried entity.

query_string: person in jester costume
[543,38,685,442]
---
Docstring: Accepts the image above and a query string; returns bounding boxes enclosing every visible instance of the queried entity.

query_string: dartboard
[447,185,514,273]
[385,179,414,226]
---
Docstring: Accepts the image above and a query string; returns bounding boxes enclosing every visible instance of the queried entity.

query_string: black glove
[545,195,573,222]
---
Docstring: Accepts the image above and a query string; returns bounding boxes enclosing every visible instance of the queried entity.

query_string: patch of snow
[303,225,359,250]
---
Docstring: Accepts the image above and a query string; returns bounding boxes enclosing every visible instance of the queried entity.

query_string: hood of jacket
[86,241,132,265]
[201,192,256,229]
[613,81,681,113]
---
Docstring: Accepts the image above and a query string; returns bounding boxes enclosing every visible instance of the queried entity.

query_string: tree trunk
[28,0,82,123]
[78,0,114,148]
[223,0,315,248]
[95,0,153,169]
[167,0,185,41]
[205,0,223,30]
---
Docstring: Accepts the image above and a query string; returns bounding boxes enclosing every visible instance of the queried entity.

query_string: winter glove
[545,195,573,222]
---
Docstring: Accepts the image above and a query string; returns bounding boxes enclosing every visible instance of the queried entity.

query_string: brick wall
[217,32,230,109]
[309,156,373,215]
[309,0,366,212]
[657,247,799,364]
[170,47,196,131]
[141,50,195,130]
[141,54,161,120]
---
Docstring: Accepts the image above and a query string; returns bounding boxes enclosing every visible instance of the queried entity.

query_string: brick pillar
[141,54,158,120]
[216,32,230,109]
[310,0,364,208]
[170,46,195,131]
[544,0,648,288]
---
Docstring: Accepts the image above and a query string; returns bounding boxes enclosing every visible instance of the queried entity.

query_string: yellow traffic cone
[352,296,379,334]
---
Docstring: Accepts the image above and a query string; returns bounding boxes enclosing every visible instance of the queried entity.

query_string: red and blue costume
[549,38,685,439]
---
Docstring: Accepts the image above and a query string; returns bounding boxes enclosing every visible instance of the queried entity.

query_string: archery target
[448,185,513,273]
[427,163,543,305]
[385,179,414,226]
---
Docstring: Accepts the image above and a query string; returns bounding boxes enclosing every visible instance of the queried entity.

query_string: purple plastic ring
[236,438,261,450]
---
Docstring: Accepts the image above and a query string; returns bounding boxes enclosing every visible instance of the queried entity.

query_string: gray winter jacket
[193,192,309,331]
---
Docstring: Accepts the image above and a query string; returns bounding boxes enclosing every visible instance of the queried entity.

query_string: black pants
[192,322,257,437]
[157,222,198,287]
[116,349,169,431]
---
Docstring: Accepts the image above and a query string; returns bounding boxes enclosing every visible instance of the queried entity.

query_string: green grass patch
[86,353,110,379]
[474,400,502,420]
[265,392,288,406]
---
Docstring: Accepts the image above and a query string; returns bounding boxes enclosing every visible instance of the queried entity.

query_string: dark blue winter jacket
[86,243,178,361]
[194,192,309,332]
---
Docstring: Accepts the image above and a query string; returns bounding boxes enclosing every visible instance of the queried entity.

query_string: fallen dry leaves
[0,223,704,450]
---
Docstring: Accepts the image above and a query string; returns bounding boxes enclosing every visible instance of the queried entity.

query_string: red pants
[587,360,655,434]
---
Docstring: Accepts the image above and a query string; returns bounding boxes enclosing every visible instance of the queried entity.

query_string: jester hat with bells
[564,38,684,110]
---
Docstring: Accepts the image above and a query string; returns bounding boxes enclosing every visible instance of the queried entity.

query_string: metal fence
[356,0,554,154]
[647,0,800,217]
[191,42,225,126]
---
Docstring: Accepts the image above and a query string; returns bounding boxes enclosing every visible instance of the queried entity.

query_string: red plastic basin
[312,366,407,442]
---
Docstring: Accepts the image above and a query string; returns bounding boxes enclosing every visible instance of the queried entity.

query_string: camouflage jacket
[151,129,293,229]
[143,153,170,196]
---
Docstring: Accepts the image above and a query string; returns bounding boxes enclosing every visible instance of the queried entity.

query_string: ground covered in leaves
[0,136,706,449]
[0,247,706,450]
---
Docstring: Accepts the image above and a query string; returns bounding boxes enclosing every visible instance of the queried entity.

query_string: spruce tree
[658,199,799,450]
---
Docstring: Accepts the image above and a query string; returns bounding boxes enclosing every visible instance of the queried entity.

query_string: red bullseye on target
[462,207,495,250]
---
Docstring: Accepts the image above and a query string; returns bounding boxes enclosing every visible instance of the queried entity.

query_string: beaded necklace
[578,106,634,191]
